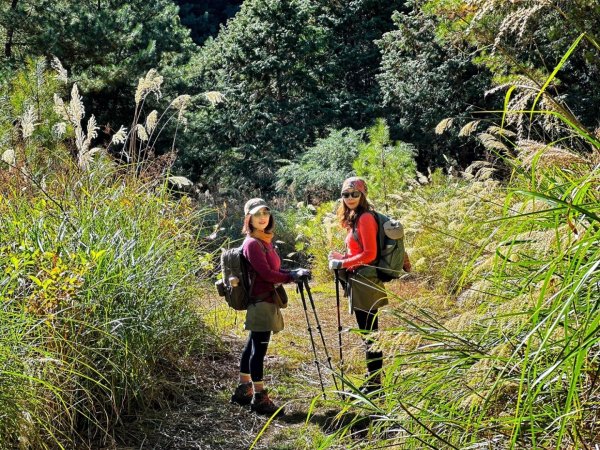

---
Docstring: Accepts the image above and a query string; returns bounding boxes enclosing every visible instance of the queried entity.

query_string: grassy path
[112,277,433,449]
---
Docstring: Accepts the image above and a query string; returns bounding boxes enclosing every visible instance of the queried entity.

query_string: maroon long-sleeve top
[242,236,293,301]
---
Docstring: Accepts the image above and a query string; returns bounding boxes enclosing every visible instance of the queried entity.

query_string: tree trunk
[4,0,20,58]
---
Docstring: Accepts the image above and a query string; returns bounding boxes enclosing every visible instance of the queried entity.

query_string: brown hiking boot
[231,382,253,406]
[251,390,283,415]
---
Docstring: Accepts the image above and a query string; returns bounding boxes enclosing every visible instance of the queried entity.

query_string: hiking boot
[231,382,253,406]
[251,390,283,416]
[359,375,382,396]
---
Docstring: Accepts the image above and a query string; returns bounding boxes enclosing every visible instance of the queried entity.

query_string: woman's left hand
[290,268,311,281]
[328,259,343,270]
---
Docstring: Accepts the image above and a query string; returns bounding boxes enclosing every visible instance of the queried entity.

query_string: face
[341,190,362,210]
[250,208,271,231]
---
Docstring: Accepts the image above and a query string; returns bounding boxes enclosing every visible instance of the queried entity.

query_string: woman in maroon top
[230,198,309,415]
[328,177,410,394]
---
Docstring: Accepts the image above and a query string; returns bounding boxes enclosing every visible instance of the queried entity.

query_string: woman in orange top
[328,177,410,394]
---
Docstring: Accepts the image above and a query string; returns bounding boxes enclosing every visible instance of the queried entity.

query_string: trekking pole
[297,280,327,399]
[334,269,345,393]
[303,278,339,392]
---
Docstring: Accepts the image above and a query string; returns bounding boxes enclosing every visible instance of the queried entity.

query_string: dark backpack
[353,211,407,282]
[215,245,255,310]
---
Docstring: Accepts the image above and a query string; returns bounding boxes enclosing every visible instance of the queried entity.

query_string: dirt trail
[110,279,427,449]
[110,285,349,450]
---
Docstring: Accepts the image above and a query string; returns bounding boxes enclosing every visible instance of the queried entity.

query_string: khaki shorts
[245,301,284,333]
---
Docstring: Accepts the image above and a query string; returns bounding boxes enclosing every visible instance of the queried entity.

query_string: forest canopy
[1,0,599,195]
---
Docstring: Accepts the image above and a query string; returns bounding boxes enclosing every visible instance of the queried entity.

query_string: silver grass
[459,120,481,137]
[478,133,509,152]
[68,84,84,125]
[170,95,191,123]
[492,4,546,51]
[464,160,492,176]
[136,124,148,142]
[416,171,430,184]
[487,126,517,138]
[2,149,16,165]
[517,139,586,168]
[204,91,226,106]
[145,110,158,134]
[52,122,67,138]
[83,115,98,152]
[53,94,69,121]
[475,167,496,180]
[111,125,127,145]
[167,176,193,188]
[75,125,86,154]
[435,117,454,135]
[78,147,102,170]
[468,0,552,54]
[21,105,37,139]
[51,57,68,84]
[35,58,45,90]
[135,69,163,105]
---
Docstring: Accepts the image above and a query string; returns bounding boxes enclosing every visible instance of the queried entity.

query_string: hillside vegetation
[1,0,599,448]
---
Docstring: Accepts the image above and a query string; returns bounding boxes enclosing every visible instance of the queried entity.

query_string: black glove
[290,268,311,281]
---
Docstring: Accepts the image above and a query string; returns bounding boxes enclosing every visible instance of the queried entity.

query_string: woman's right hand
[328,251,344,260]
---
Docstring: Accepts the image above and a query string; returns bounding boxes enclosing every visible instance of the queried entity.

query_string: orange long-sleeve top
[342,212,378,271]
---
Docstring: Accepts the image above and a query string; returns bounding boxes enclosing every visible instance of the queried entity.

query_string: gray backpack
[353,211,406,282]
[215,245,255,310]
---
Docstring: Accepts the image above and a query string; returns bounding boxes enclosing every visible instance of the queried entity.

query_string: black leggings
[240,331,271,382]
[354,309,383,376]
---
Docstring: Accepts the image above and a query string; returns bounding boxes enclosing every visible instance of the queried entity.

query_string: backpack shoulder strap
[351,211,380,257]
[240,241,258,298]
[243,237,270,300]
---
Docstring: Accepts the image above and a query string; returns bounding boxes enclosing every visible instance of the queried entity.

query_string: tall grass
[315,36,600,449]
[0,165,213,448]
[0,60,215,448]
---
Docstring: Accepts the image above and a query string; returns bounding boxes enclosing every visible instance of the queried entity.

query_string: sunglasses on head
[252,210,271,217]
[341,191,361,199]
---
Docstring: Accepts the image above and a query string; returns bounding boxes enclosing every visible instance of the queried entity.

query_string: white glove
[328,259,343,270]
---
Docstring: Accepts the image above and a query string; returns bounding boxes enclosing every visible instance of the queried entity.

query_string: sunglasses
[252,210,271,217]
[341,191,361,199]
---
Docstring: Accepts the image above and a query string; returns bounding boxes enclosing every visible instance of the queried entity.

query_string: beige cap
[244,198,270,215]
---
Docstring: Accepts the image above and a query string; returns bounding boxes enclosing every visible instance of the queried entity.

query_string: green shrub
[276,127,362,203]
[293,200,344,282]
[353,118,416,203]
